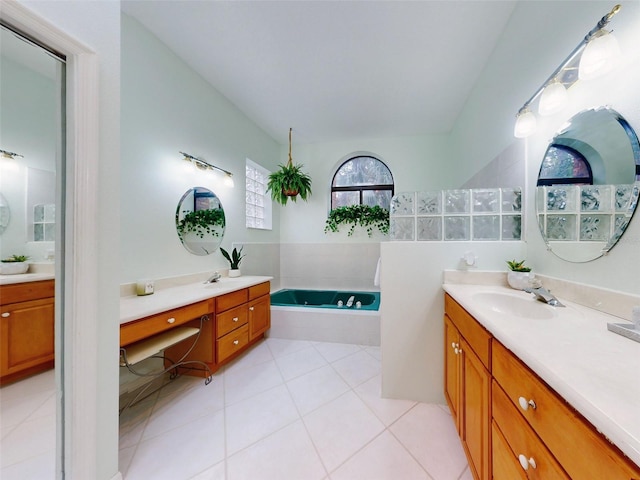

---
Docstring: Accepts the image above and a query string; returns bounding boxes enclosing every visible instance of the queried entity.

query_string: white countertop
[442,283,640,468]
[0,273,55,285]
[120,275,272,324]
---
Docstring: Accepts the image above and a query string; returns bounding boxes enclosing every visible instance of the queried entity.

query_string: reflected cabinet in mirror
[536,107,640,262]
[176,187,225,255]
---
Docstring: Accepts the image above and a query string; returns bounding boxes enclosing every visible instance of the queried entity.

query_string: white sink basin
[472,292,557,320]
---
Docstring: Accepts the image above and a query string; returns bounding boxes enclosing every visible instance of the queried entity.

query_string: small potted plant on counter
[220,246,245,278]
[506,259,534,290]
[0,254,30,275]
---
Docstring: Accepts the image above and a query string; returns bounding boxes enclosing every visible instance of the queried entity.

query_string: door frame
[0,2,102,478]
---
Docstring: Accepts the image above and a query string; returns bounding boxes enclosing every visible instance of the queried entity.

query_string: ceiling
[122,1,517,145]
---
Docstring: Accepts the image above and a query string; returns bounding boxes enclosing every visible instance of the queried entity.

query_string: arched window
[537,144,593,186]
[331,155,394,209]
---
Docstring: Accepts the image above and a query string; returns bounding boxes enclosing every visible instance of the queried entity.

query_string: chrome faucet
[203,271,221,284]
[346,295,355,307]
[524,287,565,307]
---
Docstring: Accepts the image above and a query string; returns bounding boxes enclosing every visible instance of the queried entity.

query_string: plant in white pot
[220,246,245,278]
[0,254,30,275]
[506,259,534,290]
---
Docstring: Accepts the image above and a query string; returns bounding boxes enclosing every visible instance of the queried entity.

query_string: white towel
[374,257,381,287]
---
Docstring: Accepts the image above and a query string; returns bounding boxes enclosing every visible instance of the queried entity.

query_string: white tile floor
[120,338,471,480]
[0,338,472,480]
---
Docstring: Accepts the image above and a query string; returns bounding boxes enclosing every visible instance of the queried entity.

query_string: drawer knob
[249,306,255,311]
[233,317,239,322]
[233,340,239,345]
[1,312,9,318]
[167,317,176,324]
[518,454,537,470]
[518,396,537,411]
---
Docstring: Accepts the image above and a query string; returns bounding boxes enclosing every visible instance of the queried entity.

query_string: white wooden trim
[1,2,102,479]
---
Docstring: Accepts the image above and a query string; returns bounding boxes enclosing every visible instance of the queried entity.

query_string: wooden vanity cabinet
[248,282,270,341]
[158,281,271,375]
[444,294,492,480]
[1,280,55,385]
[493,340,640,480]
[444,293,640,480]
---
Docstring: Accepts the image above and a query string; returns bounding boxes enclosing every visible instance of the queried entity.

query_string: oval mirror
[176,186,225,255]
[536,107,640,262]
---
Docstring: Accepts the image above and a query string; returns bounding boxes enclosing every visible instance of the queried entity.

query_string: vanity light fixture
[179,151,234,187]
[514,4,622,138]
[538,79,569,116]
[0,149,24,159]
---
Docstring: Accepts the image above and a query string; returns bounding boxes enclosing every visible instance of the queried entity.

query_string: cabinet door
[1,298,54,379]
[444,315,461,430]
[248,295,270,341]
[461,337,491,480]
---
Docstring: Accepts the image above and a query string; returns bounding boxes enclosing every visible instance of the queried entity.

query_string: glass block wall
[536,184,639,246]
[390,188,522,241]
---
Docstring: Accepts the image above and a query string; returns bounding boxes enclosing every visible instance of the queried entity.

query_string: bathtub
[269,289,381,346]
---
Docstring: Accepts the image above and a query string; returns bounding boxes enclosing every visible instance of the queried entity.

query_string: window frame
[330,155,394,210]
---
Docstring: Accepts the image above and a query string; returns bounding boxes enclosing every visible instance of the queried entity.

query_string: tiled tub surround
[442,281,640,468]
[269,305,381,346]
[390,188,523,242]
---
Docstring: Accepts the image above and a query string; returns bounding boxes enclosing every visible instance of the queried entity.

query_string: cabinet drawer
[216,304,248,338]
[445,294,491,369]
[1,280,54,305]
[249,281,270,300]
[120,300,211,346]
[492,422,527,480]
[492,379,569,479]
[216,288,248,313]
[492,341,640,480]
[217,323,249,363]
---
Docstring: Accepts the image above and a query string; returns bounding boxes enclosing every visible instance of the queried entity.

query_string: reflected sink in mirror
[472,292,557,320]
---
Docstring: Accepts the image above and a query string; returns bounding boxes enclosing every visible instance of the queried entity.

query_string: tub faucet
[346,295,355,307]
[524,286,565,307]
[204,271,221,284]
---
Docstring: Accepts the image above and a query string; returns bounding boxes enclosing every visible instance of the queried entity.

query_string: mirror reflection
[176,186,225,255]
[536,107,640,262]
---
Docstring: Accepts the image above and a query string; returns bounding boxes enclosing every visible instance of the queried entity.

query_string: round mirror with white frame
[536,107,640,262]
[176,186,225,255]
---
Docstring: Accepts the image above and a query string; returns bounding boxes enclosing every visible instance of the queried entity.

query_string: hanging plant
[177,208,225,239]
[266,128,312,205]
[324,205,390,237]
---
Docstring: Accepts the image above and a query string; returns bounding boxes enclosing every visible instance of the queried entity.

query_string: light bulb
[224,174,234,188]
[579,31,621,80]
[538,81,568,116]
[514,110,537,138]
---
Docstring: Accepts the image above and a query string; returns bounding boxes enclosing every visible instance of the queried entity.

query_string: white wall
[279,134,451,244]
[451,0,640,296]
[380,0,640,403]
[120,15,282,283]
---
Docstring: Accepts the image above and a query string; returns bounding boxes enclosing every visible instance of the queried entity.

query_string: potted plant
[266,128,312,205]
[506,259,534,290]
[0,254,30,275]
[324,205,390,237]
[220,246,245,277]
